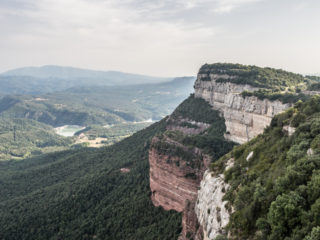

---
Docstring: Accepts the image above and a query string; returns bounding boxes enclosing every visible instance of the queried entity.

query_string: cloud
[213,0,263,13]
[0,0,223,75]
[5,0,318,77]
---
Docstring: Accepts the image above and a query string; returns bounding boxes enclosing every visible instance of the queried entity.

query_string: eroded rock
[194,74,291,144]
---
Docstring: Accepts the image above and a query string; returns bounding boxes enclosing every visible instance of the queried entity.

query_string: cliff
[149,135,209,212]
[149,63,306,240]
[149,95,235,239]
[198,96,320,239]
[194,73,291,144]
[149,118,211,239]
[195,160,234,240]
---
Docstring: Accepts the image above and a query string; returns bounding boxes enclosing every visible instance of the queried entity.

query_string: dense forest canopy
[0,119,182,240]
[211,96,320,239]
[199,63,310,90]
[0,118,72,160]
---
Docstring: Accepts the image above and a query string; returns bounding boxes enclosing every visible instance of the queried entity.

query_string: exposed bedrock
[194,73,291,144]
[149,134,210,239]
[149,70,292,240]
[195,158,234,240]
[149,137,209,212]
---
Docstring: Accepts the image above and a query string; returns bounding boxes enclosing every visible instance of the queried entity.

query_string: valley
[0,63,319,240]
[2,1,319,239]
[0,74,194,160]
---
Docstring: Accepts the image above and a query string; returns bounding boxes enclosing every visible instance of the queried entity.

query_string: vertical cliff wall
[148,94,235,240]
[149,64,296,240]
[194,73,291,144]
[149,135,209,212]
[195,159,234,240]
[193,71,293,239]
[149,118,211,240]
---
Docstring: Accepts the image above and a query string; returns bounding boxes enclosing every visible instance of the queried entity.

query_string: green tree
[267,192,305,239]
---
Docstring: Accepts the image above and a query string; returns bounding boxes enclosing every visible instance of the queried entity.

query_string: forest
[211,96,320,239]
[0,119,182,240]
[199,63,308,89]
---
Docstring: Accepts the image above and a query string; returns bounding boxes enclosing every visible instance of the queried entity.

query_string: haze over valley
[0,65,195,160]
[1,0,320,239]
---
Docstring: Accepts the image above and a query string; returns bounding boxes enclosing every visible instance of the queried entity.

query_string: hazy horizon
[1,0,319,77]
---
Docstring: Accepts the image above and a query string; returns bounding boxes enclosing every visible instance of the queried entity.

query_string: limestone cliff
[195,160,234,240]
[149,64,296,240]
[194,73,291,144]
[193,71,292,239]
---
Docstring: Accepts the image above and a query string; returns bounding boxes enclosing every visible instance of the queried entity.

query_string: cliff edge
[149,63,310,239]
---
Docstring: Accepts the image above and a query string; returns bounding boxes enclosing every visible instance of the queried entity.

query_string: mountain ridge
[1,63,319,240]
[147,63,319,240]
[1,65,173,83]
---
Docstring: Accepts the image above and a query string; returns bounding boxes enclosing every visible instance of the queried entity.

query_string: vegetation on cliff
[308,82,320,91]
[154,94,235,168]
[241,89,309,104]
[211,96,320,239]
[199,63,320,104]
[199,63,308,90]
[0,119,182,239]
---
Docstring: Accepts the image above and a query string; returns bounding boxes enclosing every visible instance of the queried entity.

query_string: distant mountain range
[0,65,176,95]
[0,76,196,125]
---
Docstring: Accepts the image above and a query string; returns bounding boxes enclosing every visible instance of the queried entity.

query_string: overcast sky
[0,0,319,76]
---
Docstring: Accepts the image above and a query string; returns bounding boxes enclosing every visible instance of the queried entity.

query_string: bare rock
[194,74,291,144]
[195,159,233,240]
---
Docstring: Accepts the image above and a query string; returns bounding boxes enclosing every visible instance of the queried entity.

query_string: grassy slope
[0,119,181,240]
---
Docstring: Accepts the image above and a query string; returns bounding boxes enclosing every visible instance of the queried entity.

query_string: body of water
[55,125,85,137]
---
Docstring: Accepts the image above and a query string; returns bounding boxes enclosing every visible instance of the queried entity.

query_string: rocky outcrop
[195,159,234,240]
[283,125,296,136]
[194,74,291,144]
[149,136,209,211]
[149,118,211,239]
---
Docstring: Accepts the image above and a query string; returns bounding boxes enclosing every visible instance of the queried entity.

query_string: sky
[0,0,319,77]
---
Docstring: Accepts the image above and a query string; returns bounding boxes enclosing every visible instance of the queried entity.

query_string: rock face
[149,68,293,240]
[195,160,234,240]
[180,201,203,240]
[283,125,296,136]
[149,140,207,212]
[149,115,211,239]
[194,73,291,144]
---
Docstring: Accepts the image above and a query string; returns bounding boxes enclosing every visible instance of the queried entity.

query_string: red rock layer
[149,137,209,239]
[179,201,204,240]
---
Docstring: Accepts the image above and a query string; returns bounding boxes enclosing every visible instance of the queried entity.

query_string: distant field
[74,122,153,147]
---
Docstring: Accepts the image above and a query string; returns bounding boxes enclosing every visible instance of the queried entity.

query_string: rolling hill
[0,77,195,126]
[0,65,174,95]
